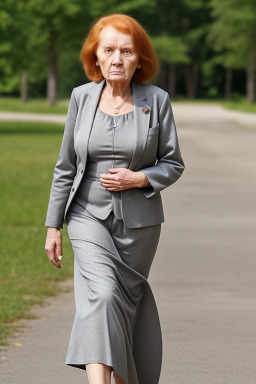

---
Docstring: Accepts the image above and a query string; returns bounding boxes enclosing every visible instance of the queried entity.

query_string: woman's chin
[107,74,128,81]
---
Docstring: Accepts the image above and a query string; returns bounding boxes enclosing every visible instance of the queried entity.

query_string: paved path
[0,111,66,124]
[0,105,256,383]
[0,103,256,130]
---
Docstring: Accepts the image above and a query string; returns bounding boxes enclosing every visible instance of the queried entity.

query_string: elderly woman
[44,13,184,384]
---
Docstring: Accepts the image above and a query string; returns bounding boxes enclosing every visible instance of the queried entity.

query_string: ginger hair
[80,13,159,83]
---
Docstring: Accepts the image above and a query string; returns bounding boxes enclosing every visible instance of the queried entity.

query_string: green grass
[173,96,256,113]
[222,99,256,113]
[1,96,256,115]
[0,121,74,345]
[173,96,225,104]
[0,97,69,114]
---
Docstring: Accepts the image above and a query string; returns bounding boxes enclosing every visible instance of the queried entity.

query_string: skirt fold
[65,202,162,384]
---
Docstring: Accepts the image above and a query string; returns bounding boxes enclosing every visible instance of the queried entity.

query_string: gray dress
[65,107,163,384]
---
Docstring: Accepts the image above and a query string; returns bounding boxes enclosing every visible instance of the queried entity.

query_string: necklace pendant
[114,108,119,114]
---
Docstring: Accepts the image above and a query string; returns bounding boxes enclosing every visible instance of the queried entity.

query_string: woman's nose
[112,50,123,65]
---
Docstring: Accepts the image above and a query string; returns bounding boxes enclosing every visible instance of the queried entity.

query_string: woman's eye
[104,48,132,54]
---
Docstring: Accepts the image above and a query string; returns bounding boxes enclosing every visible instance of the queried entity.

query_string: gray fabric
[65,201,162,384]
[45,78,185,229]
[74,107,136,221]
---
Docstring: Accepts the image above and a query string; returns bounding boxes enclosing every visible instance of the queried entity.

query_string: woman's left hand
[100,168,149,191]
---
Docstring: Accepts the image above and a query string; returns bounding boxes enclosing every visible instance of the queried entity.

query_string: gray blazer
[45,78,185,229]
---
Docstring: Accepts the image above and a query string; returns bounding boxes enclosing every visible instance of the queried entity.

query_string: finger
[53,259,61,268]
[104,185,121,191]
[107,168,122,173]
[51,258,62,268]
[100,175,116,181]
[55,242,62,260]
[106,186,124,191]
[46,242,56,260]
[100,173,111,178]
[108,184,131,191]
[101,181,120,187]
[100,171,123,178]
[101,174,121,182]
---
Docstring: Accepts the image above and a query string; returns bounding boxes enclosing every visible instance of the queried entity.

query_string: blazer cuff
[45,219,64,229]
[139,169,156,198]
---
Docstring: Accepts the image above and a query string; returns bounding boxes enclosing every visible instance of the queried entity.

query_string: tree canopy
[0,0,255,102]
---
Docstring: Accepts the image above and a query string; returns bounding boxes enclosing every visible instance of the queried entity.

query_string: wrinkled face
[95,26,140,82]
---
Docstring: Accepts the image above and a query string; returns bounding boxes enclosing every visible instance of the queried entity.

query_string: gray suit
[45,78,185,229]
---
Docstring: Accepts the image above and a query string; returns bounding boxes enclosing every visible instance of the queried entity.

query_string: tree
[208,0,256,103]
[151,35,189,97]
[140,0,210,98]
[27,0,89,105]
[0,1,27,98]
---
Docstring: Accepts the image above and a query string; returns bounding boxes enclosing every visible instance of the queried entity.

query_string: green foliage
[151,35,189,64]
[1,0,256,99]
[57,48,88,97]
[89,0,156,16]
[208,0,256,69]
[0,0,91,95]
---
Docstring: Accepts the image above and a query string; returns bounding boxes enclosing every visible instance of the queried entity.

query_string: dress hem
[65,360,128,384]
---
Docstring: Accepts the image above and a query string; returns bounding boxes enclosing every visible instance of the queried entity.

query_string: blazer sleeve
[45,89,78,228]
[139,92,185,198]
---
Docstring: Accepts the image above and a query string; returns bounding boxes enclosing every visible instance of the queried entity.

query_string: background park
[0,1,256,383]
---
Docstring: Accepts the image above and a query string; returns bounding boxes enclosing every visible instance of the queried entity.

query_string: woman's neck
[103,79,132,99]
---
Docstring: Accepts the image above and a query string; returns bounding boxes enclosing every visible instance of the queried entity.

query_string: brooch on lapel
[142,106,150,114]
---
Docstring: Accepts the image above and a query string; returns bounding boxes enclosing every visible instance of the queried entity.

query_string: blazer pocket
[148,123,159,135]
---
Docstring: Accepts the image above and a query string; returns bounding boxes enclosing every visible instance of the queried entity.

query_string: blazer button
[81,169,83,174]
[72,187,75,192]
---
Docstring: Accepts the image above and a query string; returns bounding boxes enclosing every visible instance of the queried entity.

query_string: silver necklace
[103,88,132,114]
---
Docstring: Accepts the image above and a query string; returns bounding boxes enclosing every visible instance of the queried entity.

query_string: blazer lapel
[79,79,106,170]
[79,77,151,171]
[128,79,151,171]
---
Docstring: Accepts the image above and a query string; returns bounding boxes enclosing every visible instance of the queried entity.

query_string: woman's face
[95,26,140,83]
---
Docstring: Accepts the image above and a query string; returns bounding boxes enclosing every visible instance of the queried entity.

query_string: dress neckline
[97,107,134,118]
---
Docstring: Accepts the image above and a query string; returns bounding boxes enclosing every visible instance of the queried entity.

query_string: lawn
[0,97,69,114]
[1,96,256,114]
[0,121,74,345]
[222,99,256,113]
[174,96,256,113]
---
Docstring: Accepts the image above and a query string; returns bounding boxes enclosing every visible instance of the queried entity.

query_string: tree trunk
[184,64,198,99]
[168,63,176,98]
[157,62,168,92]
[47,38,58,105]
[21,71,28,102]
[247,49,255,104]
[225,68,232,100]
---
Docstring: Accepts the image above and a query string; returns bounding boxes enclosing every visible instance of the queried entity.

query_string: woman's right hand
[45,227,63,268]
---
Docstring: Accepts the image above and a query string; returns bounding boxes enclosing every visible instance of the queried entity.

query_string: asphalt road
[0,105,256,384]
